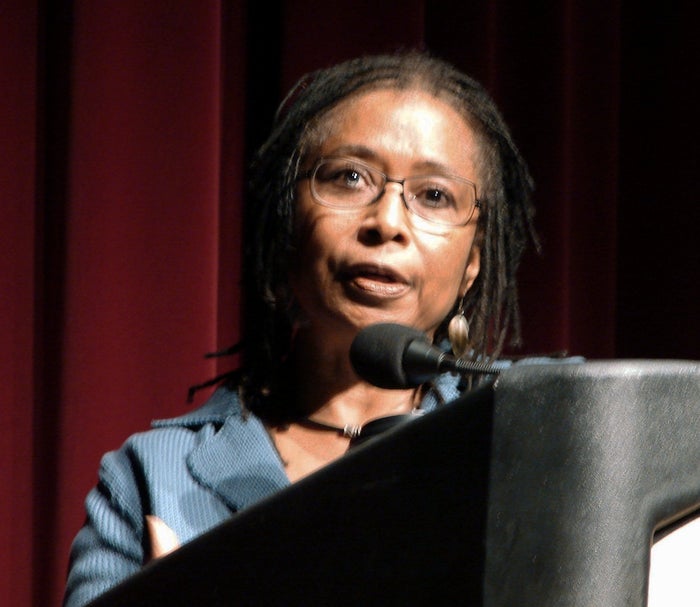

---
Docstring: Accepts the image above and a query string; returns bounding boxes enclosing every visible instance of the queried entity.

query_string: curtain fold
[2,1,697,604]
[425,0,622,356]
[2,4,39,606]
[47,5,228,602]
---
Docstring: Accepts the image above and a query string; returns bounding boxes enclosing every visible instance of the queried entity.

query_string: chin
[350,314,435,336]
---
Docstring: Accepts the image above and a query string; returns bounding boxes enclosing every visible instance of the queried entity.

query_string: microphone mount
[350,322,510,390]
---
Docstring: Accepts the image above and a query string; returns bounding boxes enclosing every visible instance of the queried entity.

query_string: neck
[289,326,419,428]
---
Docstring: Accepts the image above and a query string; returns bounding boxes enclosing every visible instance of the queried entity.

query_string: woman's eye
[417,187,454,208]
[340,169,362,187]
[317,161,372,189]
[329,165,372,189]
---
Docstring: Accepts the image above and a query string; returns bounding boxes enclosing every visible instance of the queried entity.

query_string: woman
[63,51,535,606]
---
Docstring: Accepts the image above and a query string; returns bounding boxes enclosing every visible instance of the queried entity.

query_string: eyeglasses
[301,157,481,227]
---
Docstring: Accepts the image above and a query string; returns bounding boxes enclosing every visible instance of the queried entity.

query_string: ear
[459,243,481,297]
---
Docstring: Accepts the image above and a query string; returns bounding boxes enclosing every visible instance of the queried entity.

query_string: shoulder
[91,384,281,537]
[105,384,253,482]
[110,384,244,456]
[105,383,286,510]
[423,354,586,409]
[151,383,244,430]
[96,386,246,507]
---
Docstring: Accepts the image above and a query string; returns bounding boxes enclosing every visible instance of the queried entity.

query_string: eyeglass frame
[297,156,482,228]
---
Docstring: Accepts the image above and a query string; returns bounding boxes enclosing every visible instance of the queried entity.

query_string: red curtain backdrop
[2,1,698,604]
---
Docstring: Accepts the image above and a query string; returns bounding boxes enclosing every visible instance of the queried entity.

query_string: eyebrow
[321,144,466,178]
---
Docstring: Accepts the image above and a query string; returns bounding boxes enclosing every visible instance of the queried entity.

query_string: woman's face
[289,88,482,341]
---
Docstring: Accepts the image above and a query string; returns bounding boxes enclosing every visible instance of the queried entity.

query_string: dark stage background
[2,1,698,604]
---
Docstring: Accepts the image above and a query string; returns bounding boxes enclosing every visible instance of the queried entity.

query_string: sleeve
[63,445,148,607]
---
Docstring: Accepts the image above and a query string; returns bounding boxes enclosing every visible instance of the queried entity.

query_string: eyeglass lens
[311,158,477,226]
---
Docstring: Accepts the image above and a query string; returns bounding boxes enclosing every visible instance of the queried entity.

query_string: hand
[145,515,181,560]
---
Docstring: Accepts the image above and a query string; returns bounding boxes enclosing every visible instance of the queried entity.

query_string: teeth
[350,267,396,281]
[363,273,392,282]
[355,274,394,284]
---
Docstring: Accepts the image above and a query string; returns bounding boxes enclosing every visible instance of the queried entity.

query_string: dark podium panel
[485,360,700,606]
[89,361,700,607]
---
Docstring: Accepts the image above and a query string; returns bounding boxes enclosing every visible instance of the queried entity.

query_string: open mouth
[339,264,411,298]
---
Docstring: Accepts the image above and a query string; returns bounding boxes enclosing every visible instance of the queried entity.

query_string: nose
[359,182,410,244]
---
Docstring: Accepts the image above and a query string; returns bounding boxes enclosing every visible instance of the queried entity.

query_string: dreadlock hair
[239,50,537,417]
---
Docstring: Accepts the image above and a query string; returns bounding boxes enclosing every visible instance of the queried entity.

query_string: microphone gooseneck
[349,322,508,389]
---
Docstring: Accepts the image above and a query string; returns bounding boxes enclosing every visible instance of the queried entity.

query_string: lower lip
[344,275,410,299]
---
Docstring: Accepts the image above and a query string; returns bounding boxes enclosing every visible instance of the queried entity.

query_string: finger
[145,514,181,560]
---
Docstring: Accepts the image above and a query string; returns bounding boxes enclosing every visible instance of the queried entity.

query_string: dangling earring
[448,300,471,358]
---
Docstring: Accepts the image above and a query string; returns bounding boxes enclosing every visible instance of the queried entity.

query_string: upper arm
[63,446,146,607]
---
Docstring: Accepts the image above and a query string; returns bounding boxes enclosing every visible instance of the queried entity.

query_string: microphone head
[349,323,431,389]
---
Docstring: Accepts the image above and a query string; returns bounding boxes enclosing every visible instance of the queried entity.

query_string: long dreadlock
[236,51,537,416]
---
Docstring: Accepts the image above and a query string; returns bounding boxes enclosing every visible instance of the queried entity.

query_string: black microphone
[349,322,509,389]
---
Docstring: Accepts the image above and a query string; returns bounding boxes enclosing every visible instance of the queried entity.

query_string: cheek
[295,208,347,261]
[416,235,475,313]
[289,205,353,292]
[426,258,465,307]
[421,234,472,281]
